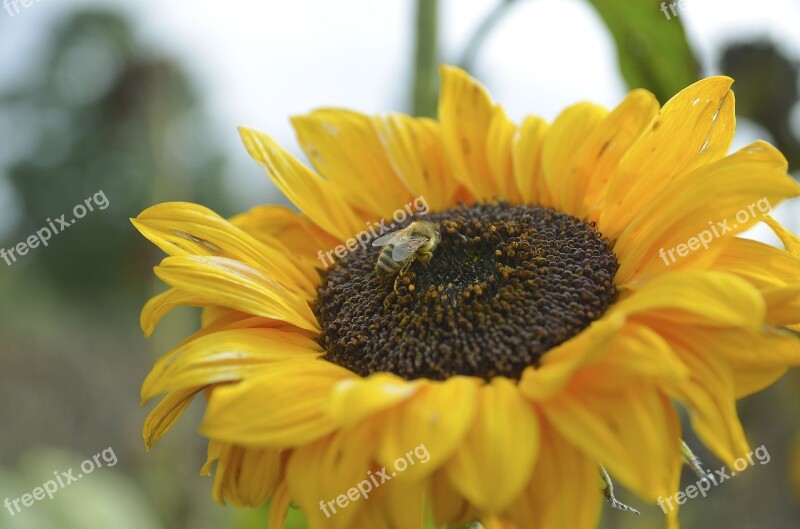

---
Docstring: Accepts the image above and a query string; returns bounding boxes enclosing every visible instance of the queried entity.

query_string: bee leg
[600,466,640,515]
[417,251,433,266]
[393,262,412,293]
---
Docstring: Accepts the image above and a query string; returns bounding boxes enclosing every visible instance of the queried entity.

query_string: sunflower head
[135,65,800,529]
[317,200,620,381]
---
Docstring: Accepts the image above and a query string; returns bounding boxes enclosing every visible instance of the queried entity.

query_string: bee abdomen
[376,245,401,276]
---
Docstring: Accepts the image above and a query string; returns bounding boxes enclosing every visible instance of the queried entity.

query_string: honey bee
[372,221,440,281]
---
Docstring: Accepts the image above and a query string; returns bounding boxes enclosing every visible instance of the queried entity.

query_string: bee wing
[372,230,401,247]
[391,235,429,262]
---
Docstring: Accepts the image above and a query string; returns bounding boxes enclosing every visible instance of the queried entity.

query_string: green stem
[458,0,520,72]
[412,0,439,118]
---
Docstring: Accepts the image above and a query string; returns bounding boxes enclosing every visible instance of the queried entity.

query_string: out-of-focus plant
[720,40,800,170]
[586,0,698,102]
[0,448,163,529]
[0,11,229,313]
[411,0,700,116]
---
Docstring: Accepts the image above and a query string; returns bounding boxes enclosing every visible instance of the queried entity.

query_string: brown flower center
[314,201,619,380]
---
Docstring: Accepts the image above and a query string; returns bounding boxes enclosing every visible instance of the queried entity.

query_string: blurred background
[1,0,799,528]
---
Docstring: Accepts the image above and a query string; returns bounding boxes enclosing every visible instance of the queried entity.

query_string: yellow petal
[217,446,282,507]
[713,237,800,289]
[763,215,800,256]
[194,309,316,338]
[142,328,323,402]
[154,255,320,332]
[147,312,316,395]
[519,313,625,401]
[140,287,211,337]
[540,102,609,212]
[726,329,800,397]
[349,476,427,529]
[134,202,316,297]
[486,106,520,201]
[580,321,689,391]
[446,378,539,513]
[346,496,391,529]
[285,423,376,529]
[651,325,750,468]
[200,306,237,328]
[430,468,474,527]
[613,271,764,329]
[578,89,660,219]
[512,115,549,205]
[191,311,309,336]
[371,114,459,211]
[239,126,365,241]
[504,424,603,529]
[377,377,480,480]
[201,439,222,476]
[201,360,355,446]
[207,444,282,507]
[143,387,204,449]
[600,77,736,238]
[438,65,500,199]
[330,373,420,427]
[613,141,800,283]
[543,381,681,501]
[482,518,518,529]
[267,481,291,529]
[230,205,340,269]
[654,321,800,398]
[210,443,236,503]
[762,283,800,327]
[292,109,414,218]
[379,478,427,529]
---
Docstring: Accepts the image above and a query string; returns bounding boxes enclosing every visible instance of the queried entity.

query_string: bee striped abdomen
[376,243,402,276]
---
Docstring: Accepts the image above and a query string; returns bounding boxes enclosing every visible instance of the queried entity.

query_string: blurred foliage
[586,0,698,103]
[0,8,239,529]
[414,0,700,114]
[0,11,230,313]
[720,40,800,169]
[792,434,800,499]
[0,448,163,529]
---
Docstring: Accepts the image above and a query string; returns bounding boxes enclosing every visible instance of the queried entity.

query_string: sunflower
[135,66,800,529]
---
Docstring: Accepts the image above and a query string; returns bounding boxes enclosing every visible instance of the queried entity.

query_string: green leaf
[586,0,699,102]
